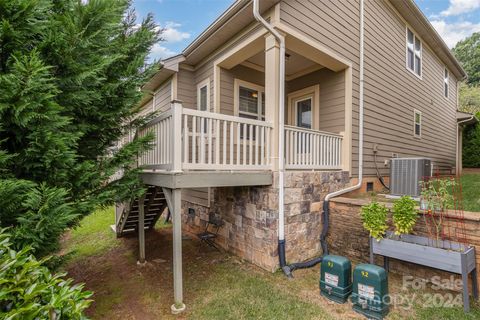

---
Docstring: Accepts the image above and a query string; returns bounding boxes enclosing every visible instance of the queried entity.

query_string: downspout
[252,0,288,272]
[283,0,366,277]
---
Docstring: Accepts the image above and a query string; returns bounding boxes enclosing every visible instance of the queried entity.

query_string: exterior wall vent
[389,158,432,197]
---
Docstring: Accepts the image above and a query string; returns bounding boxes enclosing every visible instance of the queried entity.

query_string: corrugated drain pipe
[253,0,365,278]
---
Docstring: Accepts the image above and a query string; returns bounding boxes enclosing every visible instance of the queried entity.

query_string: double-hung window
[414,109,422,138]
[406,28,422,77]
[444,67,449,98]
[235,80,265,139]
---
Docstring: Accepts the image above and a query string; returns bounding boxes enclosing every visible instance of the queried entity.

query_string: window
[406,28,422,77]
[444,67,449,98]
[238,86,265,120]
[414,109,421,137]
[235,79,265,139]
[197,78,210,111]
[295,97,313,129]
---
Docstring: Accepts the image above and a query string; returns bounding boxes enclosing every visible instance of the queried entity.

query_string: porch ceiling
[244,50,323,80]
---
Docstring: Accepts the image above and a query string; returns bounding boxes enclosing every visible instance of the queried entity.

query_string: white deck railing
[284,125,343,170]
[137,102,343,172]
[138,102,274,171]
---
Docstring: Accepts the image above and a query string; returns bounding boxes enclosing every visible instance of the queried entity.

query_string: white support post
[138,194,146,265]
[171,188,186,314]
[264,34,280,171]
[171,100,183,172]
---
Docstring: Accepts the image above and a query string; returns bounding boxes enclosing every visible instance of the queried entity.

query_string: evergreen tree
[0,0,160,255]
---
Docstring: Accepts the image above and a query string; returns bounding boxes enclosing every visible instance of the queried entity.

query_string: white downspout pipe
[325,0,365,202]
[252,0,287,268]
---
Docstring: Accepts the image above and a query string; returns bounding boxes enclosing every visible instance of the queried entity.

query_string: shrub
[361,201,389,241]
[392,196,418,235]
[0,228,92,319]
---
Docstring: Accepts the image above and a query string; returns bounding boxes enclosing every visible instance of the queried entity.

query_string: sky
[132,0,480,61]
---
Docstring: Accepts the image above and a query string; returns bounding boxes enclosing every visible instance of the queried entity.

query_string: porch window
[235,79,265,139]
[295,97,312,129]
[444,67,449,98]
[197,78,210,111]
[406,27,422,77]
[414,109,421,138]
[238,86,265,120]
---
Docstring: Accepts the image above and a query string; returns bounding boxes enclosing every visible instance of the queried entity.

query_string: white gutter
[325,0,365,201]
[252,0,286,243]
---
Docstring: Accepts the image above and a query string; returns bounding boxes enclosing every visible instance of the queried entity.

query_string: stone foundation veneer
[181,171,349,272]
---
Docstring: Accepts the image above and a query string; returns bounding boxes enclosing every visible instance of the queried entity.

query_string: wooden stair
[115,186,167,237]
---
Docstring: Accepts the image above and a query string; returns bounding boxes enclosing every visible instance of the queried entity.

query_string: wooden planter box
[370,231,478,312]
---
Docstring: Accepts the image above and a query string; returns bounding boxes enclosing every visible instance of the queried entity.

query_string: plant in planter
[360,201,389,241]
[392,196,417,236]
[419,178,456,242]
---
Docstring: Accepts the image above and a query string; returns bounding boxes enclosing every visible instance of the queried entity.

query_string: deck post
[171,100,183,173]
[138,194,146,265]
[171,188,186,314]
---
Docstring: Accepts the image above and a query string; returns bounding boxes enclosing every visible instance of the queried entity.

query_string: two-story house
[114,0,468,312]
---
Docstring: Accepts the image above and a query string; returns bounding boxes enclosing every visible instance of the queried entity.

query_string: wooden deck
[140,170,273,188]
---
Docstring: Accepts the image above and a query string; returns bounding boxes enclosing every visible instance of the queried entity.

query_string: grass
[63,207,118,261]
[188,264,329,320]
[460,173,480,212]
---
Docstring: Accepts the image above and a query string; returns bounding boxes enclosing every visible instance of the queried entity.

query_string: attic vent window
[406,27,422,77]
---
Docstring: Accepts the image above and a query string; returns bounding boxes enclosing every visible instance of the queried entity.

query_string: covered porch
[124,24,354,314]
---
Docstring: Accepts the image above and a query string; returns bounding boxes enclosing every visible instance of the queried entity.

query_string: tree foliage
[453,32,480,86]
[0,228,92,319]
[459,83,480,115]
[453,32,480,167]
[0,0,160,255]
[462,112,480,168]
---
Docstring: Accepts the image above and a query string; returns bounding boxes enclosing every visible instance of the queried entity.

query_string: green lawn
[460,173,480,212]
[62,207,480,319]
[63,207,118,262]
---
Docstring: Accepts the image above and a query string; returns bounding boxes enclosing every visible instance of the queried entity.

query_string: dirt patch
[66,228,226,319]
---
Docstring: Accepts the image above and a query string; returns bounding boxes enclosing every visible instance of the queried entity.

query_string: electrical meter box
[351,264,389,320]
[319,255,352,303]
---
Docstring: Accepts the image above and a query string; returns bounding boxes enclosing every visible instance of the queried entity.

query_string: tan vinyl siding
[287,68,345,134]
[154,79,172,113]
[177,69,196,109]
[281,0,457,176]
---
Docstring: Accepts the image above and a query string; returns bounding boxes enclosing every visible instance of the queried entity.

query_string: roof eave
[182,0,251,57]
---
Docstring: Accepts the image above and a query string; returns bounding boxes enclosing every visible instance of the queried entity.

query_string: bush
[361,201,389,241]
[0,228,92,319]
[392,196,417,235]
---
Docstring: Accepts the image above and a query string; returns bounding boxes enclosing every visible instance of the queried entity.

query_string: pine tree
[0,0,160,255]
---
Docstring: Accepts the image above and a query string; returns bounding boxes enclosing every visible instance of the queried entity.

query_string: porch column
[265,34,281,170]
[171,188,185,314]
